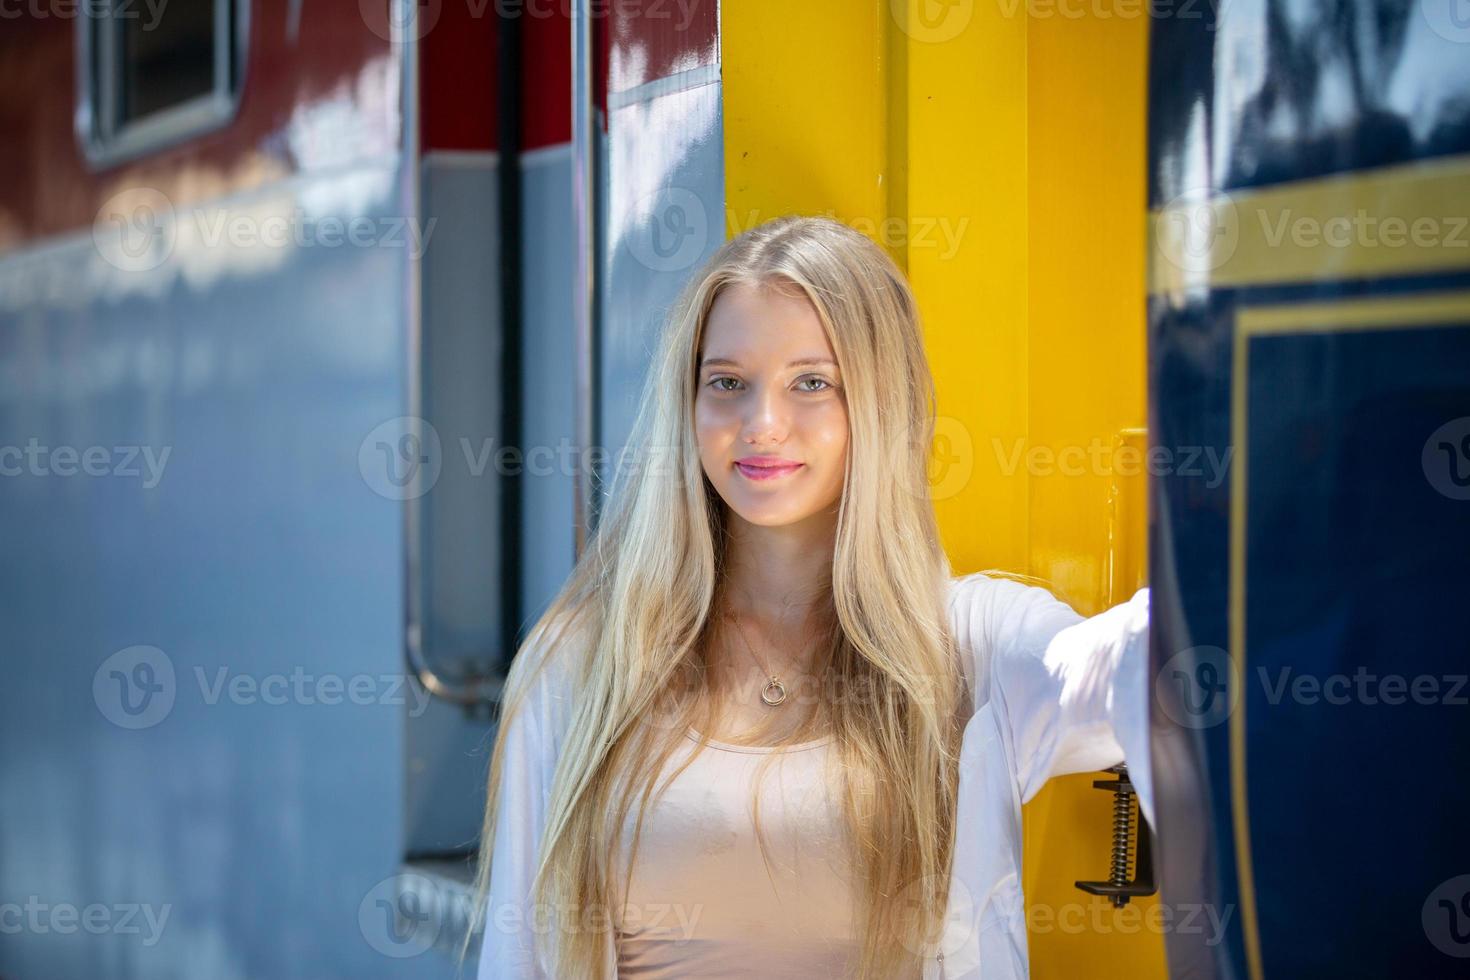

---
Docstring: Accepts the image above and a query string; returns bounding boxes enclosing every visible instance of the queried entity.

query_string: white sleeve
[475,640,575,980]
[949,573,1154,825]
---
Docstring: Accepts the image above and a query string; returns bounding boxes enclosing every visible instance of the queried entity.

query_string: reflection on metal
[571,0,601,559]
[406,622,505,707]
[400,0,500,710]
[1148,155,1470,297]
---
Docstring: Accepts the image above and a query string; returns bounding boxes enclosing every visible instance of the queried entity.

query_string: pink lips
[734,457,804,481]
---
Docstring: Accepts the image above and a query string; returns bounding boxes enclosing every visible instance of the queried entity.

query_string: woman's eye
[705,376,833,393]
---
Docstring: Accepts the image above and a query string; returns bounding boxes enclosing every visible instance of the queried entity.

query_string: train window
[77,0,247,167]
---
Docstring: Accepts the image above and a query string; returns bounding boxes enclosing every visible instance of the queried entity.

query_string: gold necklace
[723,611,789,706]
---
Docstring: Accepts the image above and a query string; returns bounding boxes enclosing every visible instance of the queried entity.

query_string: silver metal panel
[600,77,724,483]
[0,161,459,978]
[518,143,579,624]
[405,150,507,856]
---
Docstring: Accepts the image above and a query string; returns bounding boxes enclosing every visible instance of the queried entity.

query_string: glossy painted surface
[607,0,717,97]
[722,3,1162,976]
[598,0,723,492]
[0,1,400,247]
[1148,2,1470,977]
[0,2,470,978]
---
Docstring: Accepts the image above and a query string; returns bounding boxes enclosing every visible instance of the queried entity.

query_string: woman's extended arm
[948,572,1154,824]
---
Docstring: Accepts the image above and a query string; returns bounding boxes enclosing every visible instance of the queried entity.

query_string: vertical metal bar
[570,0,599,560]
[498,5,524,666]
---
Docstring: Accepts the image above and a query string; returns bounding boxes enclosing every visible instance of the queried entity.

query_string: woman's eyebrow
[699,356,838,369]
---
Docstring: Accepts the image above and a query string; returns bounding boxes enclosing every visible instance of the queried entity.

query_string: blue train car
[0,0,720,975]
[1148,1,1470,976]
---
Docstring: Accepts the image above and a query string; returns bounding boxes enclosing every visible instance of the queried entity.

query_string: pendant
[761,677,787,706]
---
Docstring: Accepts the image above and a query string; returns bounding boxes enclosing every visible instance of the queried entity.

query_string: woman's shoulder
[499,607,591,748]
[944,571,1086,703]
[945,570,1077,643]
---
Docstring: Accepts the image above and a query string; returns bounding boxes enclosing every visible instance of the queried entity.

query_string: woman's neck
[718,503,838,621]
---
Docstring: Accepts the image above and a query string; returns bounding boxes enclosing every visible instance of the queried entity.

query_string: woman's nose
[739,383,789,443]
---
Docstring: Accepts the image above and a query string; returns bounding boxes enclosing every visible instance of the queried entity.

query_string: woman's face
[695,282,849,528]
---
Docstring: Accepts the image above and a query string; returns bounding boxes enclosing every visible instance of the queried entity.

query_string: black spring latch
[1074,763,1157,907]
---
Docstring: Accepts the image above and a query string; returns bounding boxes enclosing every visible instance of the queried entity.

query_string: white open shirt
[475,572,1155,979]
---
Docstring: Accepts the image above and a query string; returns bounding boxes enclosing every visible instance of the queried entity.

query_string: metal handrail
[405,623,506,707]
[571,0,600,559]
[399,0,502,709]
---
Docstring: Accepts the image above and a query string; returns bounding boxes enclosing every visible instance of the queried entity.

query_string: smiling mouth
[735,461,804,481]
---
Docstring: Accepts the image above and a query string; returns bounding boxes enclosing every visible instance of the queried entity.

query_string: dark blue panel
[1243,321,1470,976]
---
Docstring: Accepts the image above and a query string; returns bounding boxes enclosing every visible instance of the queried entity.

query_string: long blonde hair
[460,214,964,979]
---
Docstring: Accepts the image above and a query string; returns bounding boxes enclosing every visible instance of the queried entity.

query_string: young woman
[462,215,1153,979]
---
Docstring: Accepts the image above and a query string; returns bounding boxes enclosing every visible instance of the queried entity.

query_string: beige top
[475,575,1155,980]
[613,726,860,978]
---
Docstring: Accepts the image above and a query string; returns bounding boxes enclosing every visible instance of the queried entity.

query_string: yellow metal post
[723,2,1160,975]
